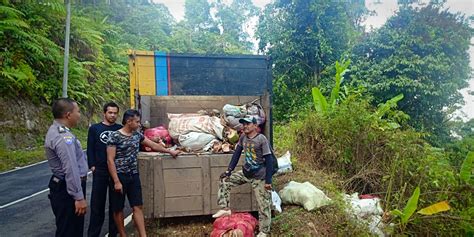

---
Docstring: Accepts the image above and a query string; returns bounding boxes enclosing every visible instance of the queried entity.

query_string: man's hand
[169,150,181,159]
[75,199,87,216]
[90,166,96,173]
[220,170,231,180]
[114,181,123,194]
[264,184,272,191]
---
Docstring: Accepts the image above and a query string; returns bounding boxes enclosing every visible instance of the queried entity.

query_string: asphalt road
[0,161,130,237]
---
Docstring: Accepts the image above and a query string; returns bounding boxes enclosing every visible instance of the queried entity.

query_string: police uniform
[45,120,88,237]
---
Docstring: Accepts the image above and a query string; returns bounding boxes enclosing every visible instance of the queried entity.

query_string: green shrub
[276,93,473,235]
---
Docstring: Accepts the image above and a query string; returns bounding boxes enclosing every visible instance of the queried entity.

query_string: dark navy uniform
[45,120,88,237]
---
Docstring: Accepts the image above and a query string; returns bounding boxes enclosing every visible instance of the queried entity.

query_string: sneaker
[256,232,268,237]
[212,209,231,218]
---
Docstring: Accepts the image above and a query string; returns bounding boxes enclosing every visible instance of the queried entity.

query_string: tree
[170,0,254,54]
[0,1,64,102]
[348,4,473,145]
[256,0,368,121]
[214,0,258,51]
[184,0,215,31]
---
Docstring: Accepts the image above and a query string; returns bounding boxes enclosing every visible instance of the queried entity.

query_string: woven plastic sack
[210,213,258,237]
[178,132,216,152]
[168,114,223,140]
[223,104,247,118]
[279,181,332,211]
[246,103,266,125]
[144,126,171,145]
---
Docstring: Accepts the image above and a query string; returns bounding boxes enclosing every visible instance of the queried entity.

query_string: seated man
[213,117,273,237]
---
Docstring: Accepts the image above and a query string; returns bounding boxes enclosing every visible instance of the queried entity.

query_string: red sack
[142,126,172,151]
[211,213,258,237]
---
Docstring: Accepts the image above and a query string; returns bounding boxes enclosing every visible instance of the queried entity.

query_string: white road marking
[0,171,93,209]
[0,160,48,175]
[0,188,49,209]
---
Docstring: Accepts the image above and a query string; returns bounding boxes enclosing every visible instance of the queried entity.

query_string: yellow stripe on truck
[129,50,156,108]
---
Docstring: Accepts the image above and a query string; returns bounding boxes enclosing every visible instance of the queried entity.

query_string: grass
[0,146,45,172]
[0,127,89,172]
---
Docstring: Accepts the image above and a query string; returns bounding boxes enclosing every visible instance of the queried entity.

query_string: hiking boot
[256,232,268,237]
[212,209,231,218]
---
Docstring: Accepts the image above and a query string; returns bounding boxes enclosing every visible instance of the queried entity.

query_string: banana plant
[373,93,405,130]
[391,186,451,231]
[312,60,350,115]
[460,151,473,184]
[391,187,420,226]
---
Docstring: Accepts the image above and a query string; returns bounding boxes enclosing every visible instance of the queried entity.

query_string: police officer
[45,98,88,237]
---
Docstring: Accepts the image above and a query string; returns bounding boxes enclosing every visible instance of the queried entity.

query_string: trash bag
[168,114,224,140]
[224,115,243,131]
[211,213,258,237]
[246,103,266,125]
[272,191,282,213]
[344,193,383,218]
[279,181,332,211]
[142,126,172,151]
[276,151,292,175]
[144,126,172,145]
[344,193,385,237]
[178,132,216,152]
[223,104,247,118]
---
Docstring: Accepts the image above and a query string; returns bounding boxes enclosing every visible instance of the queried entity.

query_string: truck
[128,50,273,218]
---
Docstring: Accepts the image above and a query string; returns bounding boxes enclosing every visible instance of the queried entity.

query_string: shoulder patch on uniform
[63,136,73,145]
[58,126,67,133]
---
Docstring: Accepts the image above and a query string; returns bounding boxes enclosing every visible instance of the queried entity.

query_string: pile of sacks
[222,101,266,132]
[143,101,266,153]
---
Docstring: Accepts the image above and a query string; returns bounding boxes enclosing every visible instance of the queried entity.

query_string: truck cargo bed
[139,153,257,218]
[130,51,273,218]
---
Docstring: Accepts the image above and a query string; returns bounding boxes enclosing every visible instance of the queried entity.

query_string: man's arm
[219,145,243,179]
[228,145,243,172]
[55,136,87,215]
[86,126,96,170]
[106,146,122,193]
[260,134,273,189]
[56,137,84,200]
[141,138,180,158]
[227,134,245,172]
[264,154,273,185]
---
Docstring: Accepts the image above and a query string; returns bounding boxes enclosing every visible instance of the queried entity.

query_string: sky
[153,0,474,120]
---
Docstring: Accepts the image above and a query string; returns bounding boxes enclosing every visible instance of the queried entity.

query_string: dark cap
[239,117,257,124]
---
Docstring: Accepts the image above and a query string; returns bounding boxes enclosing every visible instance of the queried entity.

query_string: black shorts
[110,173,143,212]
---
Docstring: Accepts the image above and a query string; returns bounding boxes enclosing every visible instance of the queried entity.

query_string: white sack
[276,151,293,175]
[279,181,332,211]
[178,132,216,152]
[168,114,223,140]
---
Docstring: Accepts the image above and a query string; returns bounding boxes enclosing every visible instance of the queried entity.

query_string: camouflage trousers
[217,170,272,234]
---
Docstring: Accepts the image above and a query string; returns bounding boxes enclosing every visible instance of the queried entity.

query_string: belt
[52,175,87,183]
